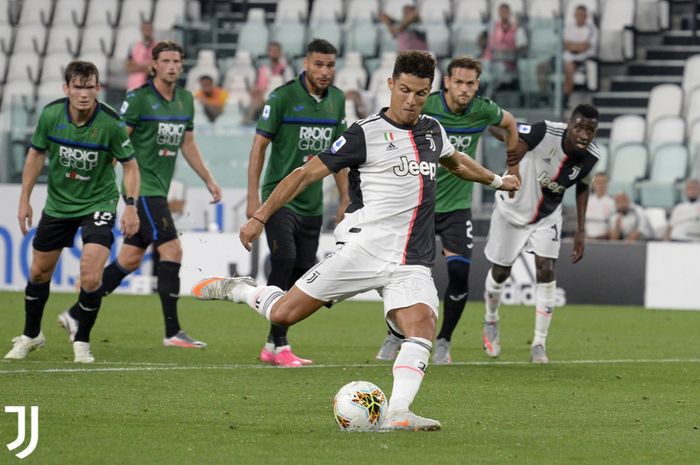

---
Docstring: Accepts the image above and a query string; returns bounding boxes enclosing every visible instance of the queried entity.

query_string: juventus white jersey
[318,110,454,266]
[496,121,600,226]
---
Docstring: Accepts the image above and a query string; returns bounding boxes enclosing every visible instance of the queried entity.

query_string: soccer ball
[333,381,388,432]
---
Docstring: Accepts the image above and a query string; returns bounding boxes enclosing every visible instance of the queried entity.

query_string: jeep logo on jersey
[449,135,472,152]
[537,172,566,193]
[59,146,98,171]
[298,126,334,151]
[157,123,186,145]
[393,155,437,180]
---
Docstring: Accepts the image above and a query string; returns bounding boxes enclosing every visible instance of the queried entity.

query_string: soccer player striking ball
[192,51,519,431]
[375,55,520,364]
[482,104,600,363]
[247,39,348,367]
[59,41,222,350]
[4,61,140,363]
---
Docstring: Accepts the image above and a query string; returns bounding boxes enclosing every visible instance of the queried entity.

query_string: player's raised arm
[240,156,333,250]
[180,131,222,203]
[17,148,47,235]
[440,149,520,192]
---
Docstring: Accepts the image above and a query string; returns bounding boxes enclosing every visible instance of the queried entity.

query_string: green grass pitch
[1,291,699,465]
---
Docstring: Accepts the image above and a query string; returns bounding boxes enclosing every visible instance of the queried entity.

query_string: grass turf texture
[0,291,699,465]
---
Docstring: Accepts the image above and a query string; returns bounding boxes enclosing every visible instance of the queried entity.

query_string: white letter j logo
[5,406,39,459]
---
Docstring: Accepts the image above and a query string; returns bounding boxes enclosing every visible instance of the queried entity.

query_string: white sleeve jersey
[318,110,454,266]
[495,120,600,226]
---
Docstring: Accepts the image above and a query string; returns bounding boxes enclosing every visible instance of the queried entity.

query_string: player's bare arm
[120,158,141,238]
[332,168,350,224]
[180,131,222,203]
[240,156,332,250]
[17,148,47,235]
[572,182,590,263]
[245,133,272,219]
[440,149,520,191]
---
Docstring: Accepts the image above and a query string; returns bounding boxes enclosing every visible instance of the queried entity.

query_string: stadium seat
[80,24,114,56]
[418,0,451,23]
[46,25,80,55]
[79,52,109,82]
[41,52,74,83]
[111,25,141,63]
[644,207,668,240]
[17,0,54,26]
[237,9,269,57]
[226,75,251,108]
[345,99,359,125]
[309,0,343,26]
[1,80,35,112]
[270,22,306,58]
[425,21,450,58]
[595,142,609,173]
[222,51,256,90]
[335,51,367,92]
[5,52,41,84]
[689,119,700,166]
[347,0,378,23]
[598,0,635,63]
[185,49,220,93]
[528,0,561,20]
[646,84,682,136]
[308,22,343,50]
[12,24,48,54]
[368,52,396,95]
[609,114,646,162]
[53,0,88,26]
[378,24,398,56]
[264,75,285,99]
[608,143,648,200]
[647,116,685,162]
[638,145,688,209]
[635,0,670,33]
[119,0,154,27]
[274,0,308,23]
[453,0,488,21]
[451,21,486,58]
[345,21,378,57]
[84,0,120,26]
[152,0,187,32]
[36,80,65,101]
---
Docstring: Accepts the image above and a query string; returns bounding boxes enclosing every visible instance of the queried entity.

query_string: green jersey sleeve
[484,98,505,126]
[120,91,141,127]
[30,107,50,151]
[255,90,285,138]
[110,119,136,162]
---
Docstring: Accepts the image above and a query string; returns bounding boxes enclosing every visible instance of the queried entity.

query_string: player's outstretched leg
[531,281,555,364]
[375,331,403,361]
[381,336,441,432]
[483,268,505,358]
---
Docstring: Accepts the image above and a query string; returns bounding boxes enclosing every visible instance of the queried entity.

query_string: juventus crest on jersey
[318,111,455,267]
[496,120,600,226]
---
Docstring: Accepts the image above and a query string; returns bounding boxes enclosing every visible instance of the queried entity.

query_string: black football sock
[158,261,181,338]
[101,261,131,295]
[436,257,471,341]
[23,280,51,338]
[74,286,103,343]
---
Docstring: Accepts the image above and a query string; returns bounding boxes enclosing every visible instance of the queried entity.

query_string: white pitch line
[1,358,700,375]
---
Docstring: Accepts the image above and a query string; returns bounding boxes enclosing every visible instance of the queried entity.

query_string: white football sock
[388,337,432,413]
[533,281,556,347]
[484,269,504,323]
[233,284,285,321]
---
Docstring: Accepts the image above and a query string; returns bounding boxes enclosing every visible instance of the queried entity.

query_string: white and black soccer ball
[333,381,388,432]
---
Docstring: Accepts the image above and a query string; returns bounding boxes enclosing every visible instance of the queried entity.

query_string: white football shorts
[294,241,439,336]
[484,207,562,266]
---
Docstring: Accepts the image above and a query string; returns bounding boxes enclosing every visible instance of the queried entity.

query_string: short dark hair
[447,55,482,79]
[571,104,599,121]
[64,60,99,85]
[576,5,588,13]
[152,41,185,61]
[306,38,337,56]
[199,75,213,83]
[392,50,435,83]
